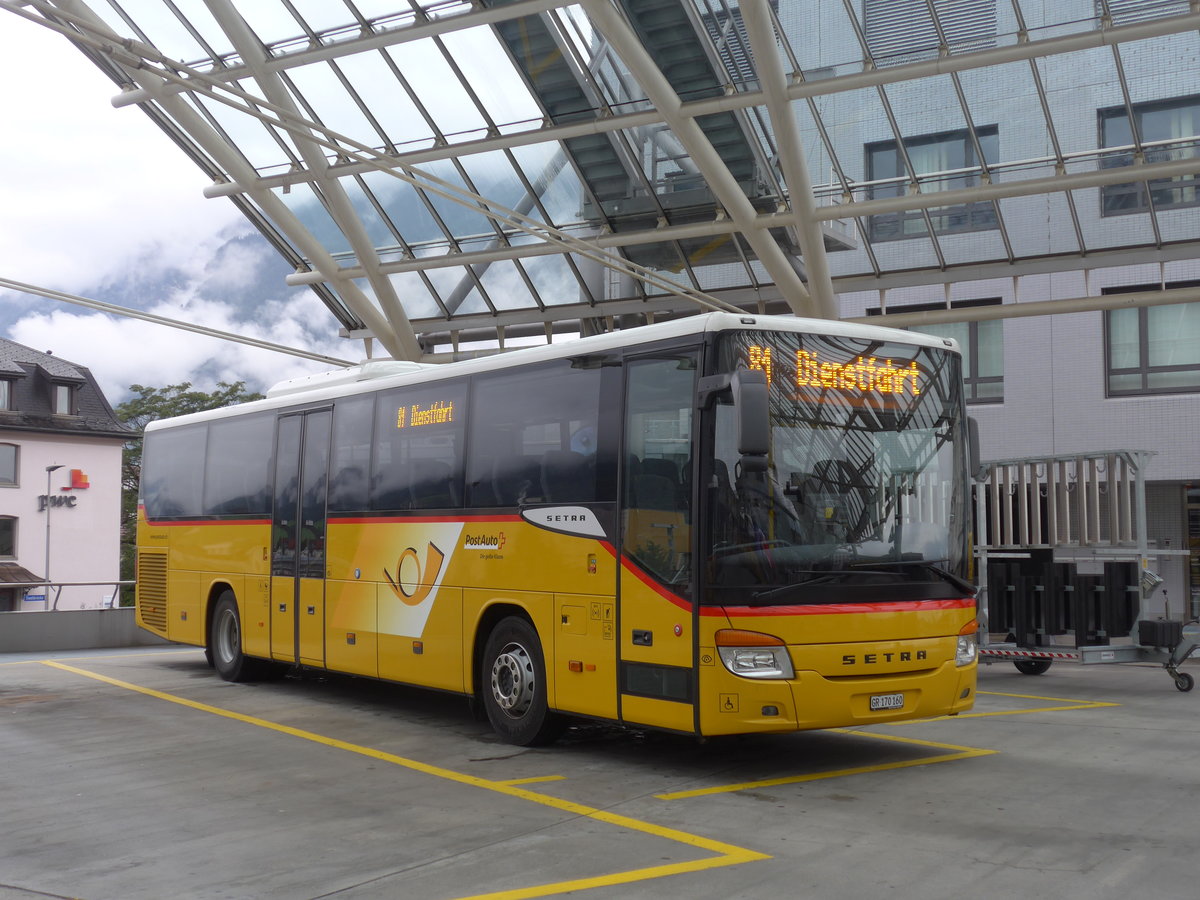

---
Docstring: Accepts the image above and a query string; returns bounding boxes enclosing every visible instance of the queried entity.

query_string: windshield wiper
[748,571,845,605]
[849,559,976,596]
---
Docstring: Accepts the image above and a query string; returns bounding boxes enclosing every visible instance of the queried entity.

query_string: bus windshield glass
[706,330,971,606]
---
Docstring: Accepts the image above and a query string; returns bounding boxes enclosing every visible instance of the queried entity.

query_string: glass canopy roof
[8,0,1200,360]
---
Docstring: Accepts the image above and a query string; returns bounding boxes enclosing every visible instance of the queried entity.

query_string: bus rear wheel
[210,591,276,682]
[481,617,562,746]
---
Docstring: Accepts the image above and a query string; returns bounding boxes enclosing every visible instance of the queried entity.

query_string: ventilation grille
[137,551,168,634]
[1098,0,1190,27]
[864,0,997,67]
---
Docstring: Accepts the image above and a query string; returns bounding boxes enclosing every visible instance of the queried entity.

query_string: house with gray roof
[1,338,130,611]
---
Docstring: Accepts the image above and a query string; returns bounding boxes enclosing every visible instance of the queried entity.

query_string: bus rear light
[716,629,795,680]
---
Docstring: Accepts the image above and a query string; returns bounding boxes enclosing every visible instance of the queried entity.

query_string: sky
[0,11,348,403]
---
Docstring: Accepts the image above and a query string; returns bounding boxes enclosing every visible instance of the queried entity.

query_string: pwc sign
[37,468,90,511]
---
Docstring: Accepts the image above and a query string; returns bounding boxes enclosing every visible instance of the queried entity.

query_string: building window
[866,126,999,241]
[1105,283,1200,395]
[870,299,1003,402]
[1100,95,1200,216]
[0,443,16,486]
[52,383,74,415]
[0,516,14,559]
[0,379,11,411]
[863,0,996,67]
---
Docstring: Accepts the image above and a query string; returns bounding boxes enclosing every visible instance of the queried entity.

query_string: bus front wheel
[481,617,562,746]
[210,591,267,682]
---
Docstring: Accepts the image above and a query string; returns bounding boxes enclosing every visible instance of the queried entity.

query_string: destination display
[396,399,455,429]
[746,344,924,398]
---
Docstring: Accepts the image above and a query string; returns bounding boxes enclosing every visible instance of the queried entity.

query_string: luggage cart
[974,450,1196,692]
[979,623,1198,692]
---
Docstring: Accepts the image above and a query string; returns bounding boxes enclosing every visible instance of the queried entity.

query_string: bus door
[271,409,331,667]
[619,352,698,733]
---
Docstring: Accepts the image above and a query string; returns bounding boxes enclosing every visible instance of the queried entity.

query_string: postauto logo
[464,531,506,551]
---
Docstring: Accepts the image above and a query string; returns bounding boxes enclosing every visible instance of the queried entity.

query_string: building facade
[776,0,1200,622]
[0,339,129,611]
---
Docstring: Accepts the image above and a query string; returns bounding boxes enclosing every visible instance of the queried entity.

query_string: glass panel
[143,425,208,519]
[372,382,467,510]
[623,355,696,588]
[383,41,490,141]
[330,396,374,512]
[1147,303,1200,367]
[334,52,437,151]
[0,443,15,484]
[0,517,13,558]
[976,319,1004,378]
[1107,307,1140,370]
[440,26,544,129]
[285,62,385,150]
[299,411,331,578]
[203,415,274,516]
[708,331,970,606]
[1147,370,1200,391]
[1108,372,1143,393]
[272,417,302,576]
[467,361,602,507]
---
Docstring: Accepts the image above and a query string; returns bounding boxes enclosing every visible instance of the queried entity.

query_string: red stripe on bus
[144,518,272,527]
[329,514,524,525]
[714,597,976,617]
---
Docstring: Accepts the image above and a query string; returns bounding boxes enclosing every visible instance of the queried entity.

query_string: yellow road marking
[41,660,768,900]
[0,648,196,666]
[498,775,567,786]
[940,689,1119,718]
[656,728,996,801]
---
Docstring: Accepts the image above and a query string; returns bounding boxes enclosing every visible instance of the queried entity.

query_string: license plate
[869,693,904,711]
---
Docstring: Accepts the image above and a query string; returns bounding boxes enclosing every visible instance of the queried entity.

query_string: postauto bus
[136,312,978,745]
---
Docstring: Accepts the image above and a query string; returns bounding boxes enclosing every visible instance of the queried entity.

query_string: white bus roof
[144,312,960,432]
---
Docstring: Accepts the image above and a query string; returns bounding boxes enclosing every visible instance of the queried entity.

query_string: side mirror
[968,416,984,481]
[732,368,769,469]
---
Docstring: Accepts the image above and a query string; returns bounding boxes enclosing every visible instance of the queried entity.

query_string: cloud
[9,287,353,403]
[0,15,241,293]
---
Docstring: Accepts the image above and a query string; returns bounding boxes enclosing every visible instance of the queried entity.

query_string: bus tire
[210,590,267,683]
[481,616,562,746]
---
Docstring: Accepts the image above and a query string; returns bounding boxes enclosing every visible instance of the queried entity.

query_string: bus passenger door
[619,353,698,734]
[271,409,332,667]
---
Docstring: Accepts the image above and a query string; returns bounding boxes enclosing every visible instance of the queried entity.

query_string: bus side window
[203,415,274,516]
[142,424,207,519]
[468,361,603,508]
[370,382,466,512]
[329,396,374,512]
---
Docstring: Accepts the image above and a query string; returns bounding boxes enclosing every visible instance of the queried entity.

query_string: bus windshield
[706,329,972,606]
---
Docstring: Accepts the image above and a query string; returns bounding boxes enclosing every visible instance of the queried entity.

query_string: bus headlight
[956,621,978,667]
[716,629,795,679]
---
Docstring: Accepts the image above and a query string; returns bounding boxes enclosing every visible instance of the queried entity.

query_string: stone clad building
[0,338,129,610]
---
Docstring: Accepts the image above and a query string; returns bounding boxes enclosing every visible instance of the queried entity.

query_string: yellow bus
[136,312,978,744]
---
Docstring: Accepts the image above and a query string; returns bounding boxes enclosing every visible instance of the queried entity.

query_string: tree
[115,382,264,604]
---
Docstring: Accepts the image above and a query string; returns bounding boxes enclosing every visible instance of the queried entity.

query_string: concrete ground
[1,646,1197,900]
